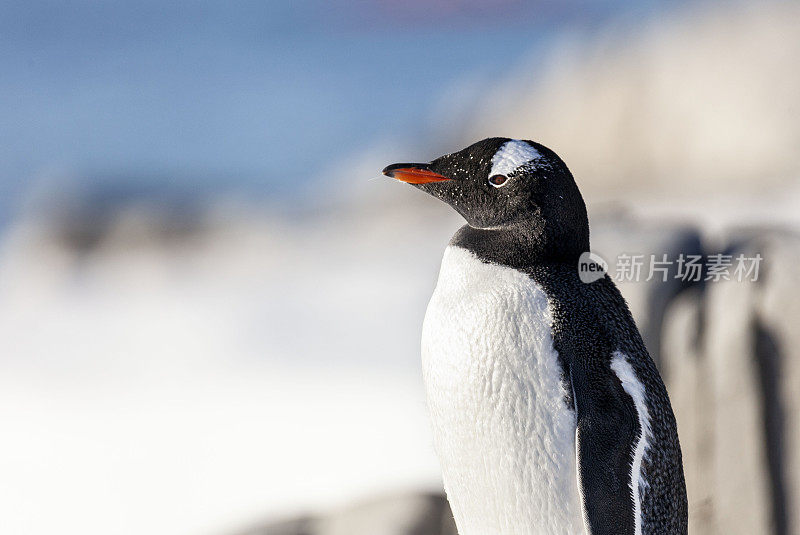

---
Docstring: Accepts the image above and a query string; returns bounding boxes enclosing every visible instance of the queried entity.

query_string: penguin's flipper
[571,358,639,535]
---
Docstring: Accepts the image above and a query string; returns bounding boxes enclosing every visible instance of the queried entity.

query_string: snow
[0,206,453,535]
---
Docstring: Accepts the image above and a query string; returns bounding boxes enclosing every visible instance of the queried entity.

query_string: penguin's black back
[528,262,688,535]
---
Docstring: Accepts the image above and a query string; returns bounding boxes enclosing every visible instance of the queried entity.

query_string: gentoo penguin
[383,138,687,535]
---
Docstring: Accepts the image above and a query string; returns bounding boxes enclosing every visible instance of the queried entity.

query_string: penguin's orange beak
[382,163,451,184]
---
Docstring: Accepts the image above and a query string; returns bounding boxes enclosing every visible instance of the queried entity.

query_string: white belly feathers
[421,246,584,535]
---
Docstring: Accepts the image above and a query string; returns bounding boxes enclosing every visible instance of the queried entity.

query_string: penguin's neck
[449,221,585,269]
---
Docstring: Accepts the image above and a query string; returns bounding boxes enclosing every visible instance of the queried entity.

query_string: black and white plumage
[383,138,688,535]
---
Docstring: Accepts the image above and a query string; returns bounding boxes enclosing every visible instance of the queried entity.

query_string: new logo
[578,251,608,284]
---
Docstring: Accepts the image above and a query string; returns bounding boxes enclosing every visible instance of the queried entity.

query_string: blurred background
[1,1,799,534]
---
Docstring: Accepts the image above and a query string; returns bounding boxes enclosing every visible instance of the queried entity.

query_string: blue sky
[0,0,685,218]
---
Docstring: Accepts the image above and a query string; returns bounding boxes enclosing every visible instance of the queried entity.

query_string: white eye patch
[489,140,543,180]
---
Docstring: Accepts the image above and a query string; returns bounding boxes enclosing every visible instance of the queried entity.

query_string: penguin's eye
[488,174,509,187]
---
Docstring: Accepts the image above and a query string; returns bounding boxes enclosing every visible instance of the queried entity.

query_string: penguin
[382,138,688,535]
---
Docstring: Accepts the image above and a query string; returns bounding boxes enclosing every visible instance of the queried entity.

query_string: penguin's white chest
[421,246,584,535]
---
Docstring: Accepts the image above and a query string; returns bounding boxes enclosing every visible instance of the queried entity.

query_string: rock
[237,517,314,535]
[704,240,772,534]
[752,231,800,535]
[235,493,454,535]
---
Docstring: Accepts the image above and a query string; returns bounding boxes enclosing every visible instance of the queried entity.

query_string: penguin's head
[383,137,589,259]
